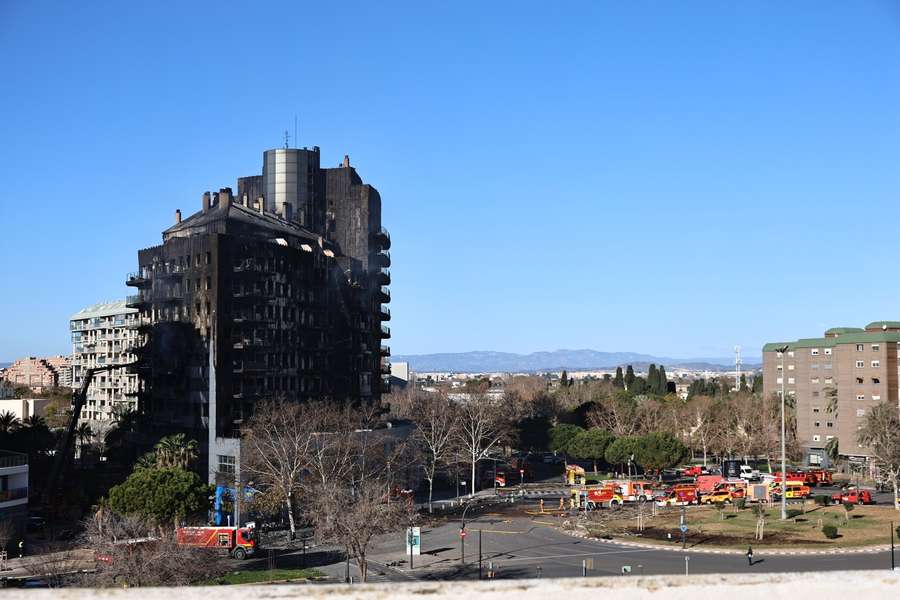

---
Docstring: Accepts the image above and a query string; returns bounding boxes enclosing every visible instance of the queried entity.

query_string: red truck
[831,487,874,505]
[176,525,258,559]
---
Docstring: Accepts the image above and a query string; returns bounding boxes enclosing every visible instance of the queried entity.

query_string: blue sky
[2,1,900,361]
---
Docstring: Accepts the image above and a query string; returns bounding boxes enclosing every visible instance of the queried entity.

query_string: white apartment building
[70,300,139,424]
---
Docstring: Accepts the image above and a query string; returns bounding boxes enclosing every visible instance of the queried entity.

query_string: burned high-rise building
[126,146,391,484]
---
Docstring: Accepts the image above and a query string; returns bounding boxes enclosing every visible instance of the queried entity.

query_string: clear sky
[2,1,900,362]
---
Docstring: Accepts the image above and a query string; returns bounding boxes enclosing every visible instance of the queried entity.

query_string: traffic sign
[460,528,467,538]
[680,524,688,533]
[406,527,421,556]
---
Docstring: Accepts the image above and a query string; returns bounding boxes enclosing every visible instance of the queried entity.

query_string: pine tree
[739,373,748,392]
[658,365,668,394]
[613,367,624,388]
[560,370,568,388]
[624,365,636,390]
[630,377,647,395]
[647,364,658,395]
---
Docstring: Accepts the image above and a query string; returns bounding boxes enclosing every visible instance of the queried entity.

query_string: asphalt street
[288,509,895,583]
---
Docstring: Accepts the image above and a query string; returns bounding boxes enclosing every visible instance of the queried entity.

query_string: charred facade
[126,148,391,461]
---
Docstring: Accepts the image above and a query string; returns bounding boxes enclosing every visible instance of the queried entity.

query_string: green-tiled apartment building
[762,322,900,467]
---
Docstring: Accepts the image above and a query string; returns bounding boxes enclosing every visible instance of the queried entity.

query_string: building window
[811,363,819,370]
[217,455,236,476]
[812,407,820,413]
[811,349,819,356]
[873,395,881,401]
[872,344,880,352]
[776,377,783,384]
[826,435,834,441]
[826,422,834,428]
[871,360,880,368]
[812,391,820,397]
[872,377,880,384]
[812,435,821,442]
[856,409,866,417]
[825,377,833,384]
[788,364,795,371]
[811,377,820,384]
[824,363,832,369]
[787,351,795,357]
[856,377,864,384]
[776,364,783,371]
[814,421,821,428]
[824,348,832,356]
[856,361,865,368]
[856,344,864,352]
[787,377,795,384]
[776,351,783,358]
[856,394,865,401]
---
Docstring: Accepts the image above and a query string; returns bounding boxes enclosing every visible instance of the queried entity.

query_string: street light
[776,345,789,521]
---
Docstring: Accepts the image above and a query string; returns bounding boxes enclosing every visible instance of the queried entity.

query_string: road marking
[531,520,559,526]
[484,548,660,564]
[473,529,523,535]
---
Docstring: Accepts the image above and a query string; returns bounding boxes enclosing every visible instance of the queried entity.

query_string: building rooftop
[70,300,136,321]
[763,329,900,352]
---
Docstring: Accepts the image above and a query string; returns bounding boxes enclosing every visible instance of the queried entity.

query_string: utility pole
[777,345,789,521]
[478,529,483,579]
[891,521,895,571]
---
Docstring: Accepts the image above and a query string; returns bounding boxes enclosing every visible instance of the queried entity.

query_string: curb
[562,526,892,556]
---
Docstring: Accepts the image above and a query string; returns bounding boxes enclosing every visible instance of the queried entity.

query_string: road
[300,505,895,582]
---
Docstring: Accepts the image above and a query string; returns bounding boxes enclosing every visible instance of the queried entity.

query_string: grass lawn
[588,504,899,549]
[208,567,324,585]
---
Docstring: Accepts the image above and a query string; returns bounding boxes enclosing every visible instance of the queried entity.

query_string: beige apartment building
[70,300,139,426]
[763,321,900,467]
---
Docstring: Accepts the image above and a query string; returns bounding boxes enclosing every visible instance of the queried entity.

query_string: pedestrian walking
[746,546,754,566]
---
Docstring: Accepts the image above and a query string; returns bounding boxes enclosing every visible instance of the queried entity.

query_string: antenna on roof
[284,129,290,149]
[294,114,298,149]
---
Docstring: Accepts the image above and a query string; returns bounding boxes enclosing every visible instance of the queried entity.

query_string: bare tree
[686,395,716,466]
[242,400,325,539]
[587,392,640,437]
[455,395,510,496]
[21,544,90,588]
[82,510,225,587]
[857,401,900,510]
[409,392,458,512]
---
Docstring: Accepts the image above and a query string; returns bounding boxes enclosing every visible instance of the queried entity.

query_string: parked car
[832,487,874,505]
[702,489,733,504]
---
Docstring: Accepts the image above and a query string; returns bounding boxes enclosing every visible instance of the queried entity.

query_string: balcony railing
[0,487,28,502]
[0,451,28,469]
[380,324,391,339]
[379,305,391,320]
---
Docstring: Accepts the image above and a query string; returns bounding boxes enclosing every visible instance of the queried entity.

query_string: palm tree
[22,414,47,429]
[0,411,20,434]
[153,433,199,469]
[75,422,93,458]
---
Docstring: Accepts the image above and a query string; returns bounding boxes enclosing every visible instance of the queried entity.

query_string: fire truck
[176,524,259,559]
[571,484,624,509]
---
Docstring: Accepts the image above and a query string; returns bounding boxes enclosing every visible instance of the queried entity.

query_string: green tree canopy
[624,365,636,389]
[635,431,686,473]
[647,365,659,394]
[108,467,211,526]
[568,428,615,472]
[604,436,641,469]
[548,424,584,454]
[657,365,668,394]
[613,367,624,389]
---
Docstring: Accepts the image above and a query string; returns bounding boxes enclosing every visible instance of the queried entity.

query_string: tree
[455,395,510,496]
[409,393,457,512]
[686,395,717,466]
[751,374,763,393]
[154,433,199,470]
[657,365,668,395]
[739,373,748,393]
[857,402,900,510]
[568,428,614,472]
[635,432,686,474]
[629,377,647,395]
[548,424,583,455]
[825,437,840,464]
[604,436,641,475]
[613,367,624,389]
[560,370,569,388]
[0,411,20,434]
[647,365,659,395]
[588,391,640,437]
[75,422,93,458]
[624,365,636,390]
[243,400,336,539]
[108,467,211,528]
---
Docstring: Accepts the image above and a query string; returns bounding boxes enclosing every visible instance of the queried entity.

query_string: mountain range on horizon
[391,349,761,374]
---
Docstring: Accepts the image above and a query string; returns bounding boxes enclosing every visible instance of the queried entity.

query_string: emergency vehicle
[176,524,258,559]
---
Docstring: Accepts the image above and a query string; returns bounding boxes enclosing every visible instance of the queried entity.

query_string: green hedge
[822,524,839,539]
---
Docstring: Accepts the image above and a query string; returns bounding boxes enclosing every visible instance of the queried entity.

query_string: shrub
[822,524,839,539]
[896,525,900,540]
[814,495,830,506]
[842,502,854,512]
[786,509,802,518]
[734,498,746,510]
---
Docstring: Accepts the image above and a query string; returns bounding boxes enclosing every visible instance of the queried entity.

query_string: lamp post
[776,345,789,521]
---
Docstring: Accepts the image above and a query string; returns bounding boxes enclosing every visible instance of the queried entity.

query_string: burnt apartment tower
[126,147,391,484]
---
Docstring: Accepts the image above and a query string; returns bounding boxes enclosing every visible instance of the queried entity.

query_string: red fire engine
[176,525,258,559]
